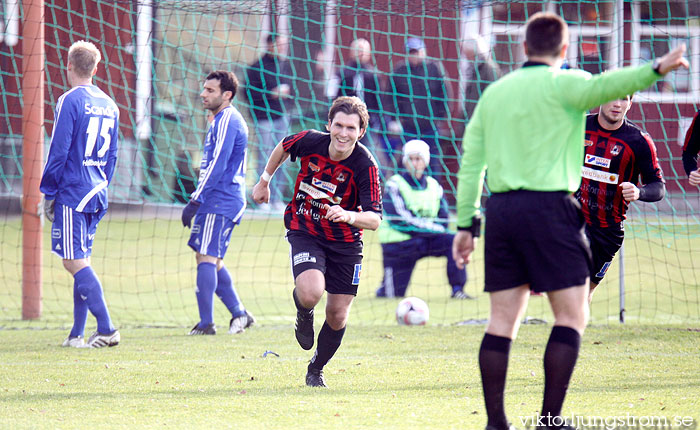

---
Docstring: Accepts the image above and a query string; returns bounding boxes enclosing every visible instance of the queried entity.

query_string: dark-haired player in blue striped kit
[181,71,255,336]
[40,41,120,348]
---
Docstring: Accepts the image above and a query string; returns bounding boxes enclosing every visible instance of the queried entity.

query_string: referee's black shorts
[584,222,625,285]
[484,190,591,293]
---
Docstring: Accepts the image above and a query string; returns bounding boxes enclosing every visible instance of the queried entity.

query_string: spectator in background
[328,38,389,171]
[388,37,451,181]
[461,33,500,122]
[376,139,472,299]
[681,109,700,186]
[245,34,294,210]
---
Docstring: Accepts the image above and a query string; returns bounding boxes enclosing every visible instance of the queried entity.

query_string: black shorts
[484,190,591,293]
[585,223,625,285]
[286,230,364,295]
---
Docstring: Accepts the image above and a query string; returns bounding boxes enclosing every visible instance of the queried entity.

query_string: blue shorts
[188,213,236,258]
[51,203,106,260]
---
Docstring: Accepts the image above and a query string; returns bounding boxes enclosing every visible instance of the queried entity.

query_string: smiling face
[598,96,632,130]
[327,111,364,161]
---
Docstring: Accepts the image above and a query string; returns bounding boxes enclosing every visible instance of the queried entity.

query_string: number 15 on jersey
[85,116,115,158]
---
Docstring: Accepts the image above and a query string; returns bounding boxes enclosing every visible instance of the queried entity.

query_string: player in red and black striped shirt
[681,109,700,186]
[574,95,665,303]
[252,96,382,387]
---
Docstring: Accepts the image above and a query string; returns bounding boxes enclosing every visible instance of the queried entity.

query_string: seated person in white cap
[376,139,473,299]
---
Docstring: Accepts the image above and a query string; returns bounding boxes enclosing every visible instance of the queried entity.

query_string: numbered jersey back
[43,85,120,212]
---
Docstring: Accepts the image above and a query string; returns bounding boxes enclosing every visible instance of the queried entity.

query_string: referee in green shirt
[452,12,688,430]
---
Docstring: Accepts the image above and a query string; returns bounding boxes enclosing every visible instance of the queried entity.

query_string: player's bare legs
[539,283,589,429]
[587,281,599,305]
[325,293,354,330]
[481,285,529,430]
[486,285,530,338]
[294,269,326,309]
[293,269,325,351]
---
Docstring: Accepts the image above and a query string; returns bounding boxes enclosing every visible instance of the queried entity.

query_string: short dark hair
[205,70,238,100]
[328,96,369,133]
[525,12,568,58]
[266,34,276,45]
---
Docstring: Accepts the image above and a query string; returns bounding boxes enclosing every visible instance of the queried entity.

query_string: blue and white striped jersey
[40,85,119,213]
[190,105,248,221]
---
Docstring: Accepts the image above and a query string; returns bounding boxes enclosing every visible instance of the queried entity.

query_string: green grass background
[1,213,699,429]
[0,325,698,430]
[1,213,698,329]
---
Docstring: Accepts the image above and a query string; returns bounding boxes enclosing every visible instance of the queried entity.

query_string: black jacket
[245,53,292,121]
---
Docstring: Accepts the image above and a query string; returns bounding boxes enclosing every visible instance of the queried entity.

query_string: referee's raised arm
[453,11,687,430]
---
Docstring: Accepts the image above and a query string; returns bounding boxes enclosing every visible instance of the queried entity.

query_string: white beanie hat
[402,139,430,166]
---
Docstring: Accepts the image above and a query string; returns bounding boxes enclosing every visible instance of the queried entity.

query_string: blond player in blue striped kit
[40,41,120,348]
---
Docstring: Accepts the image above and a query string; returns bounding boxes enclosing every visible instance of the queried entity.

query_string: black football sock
[540,326,581,426]
[309,321,345,370]
[479,333,512,430]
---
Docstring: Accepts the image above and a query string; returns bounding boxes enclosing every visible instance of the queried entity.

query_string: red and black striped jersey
[574,115,664,228]
[282,130,382,243]
[681,110,700,176]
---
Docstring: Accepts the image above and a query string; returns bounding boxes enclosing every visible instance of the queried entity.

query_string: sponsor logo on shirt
[584,154,611,168]
[84,103,117,118]
[52,229,61,239]
[581,166,619,184]
[293,252,317,266]
[299,181,331,200]
[308,162,320,172]
[584,139,594,147]
[312,177,337,194]
[82,159,108,167]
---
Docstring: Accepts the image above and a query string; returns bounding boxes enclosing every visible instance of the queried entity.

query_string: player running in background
[575,95,665,303]
[40,41,120,348]
[181,71,255,336]
[452,12,688,430]
[681,109,700,186]
[252,96,382,388]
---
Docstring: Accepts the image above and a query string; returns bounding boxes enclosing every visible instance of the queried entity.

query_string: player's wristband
[347,211,356,226]
[457,216,481,238]
[261,170,273,182]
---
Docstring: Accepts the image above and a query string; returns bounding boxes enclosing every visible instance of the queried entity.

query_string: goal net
[1,0,698,328]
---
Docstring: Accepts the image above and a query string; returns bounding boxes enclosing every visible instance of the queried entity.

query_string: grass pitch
[1,212,698,429]
[0,325,698,430]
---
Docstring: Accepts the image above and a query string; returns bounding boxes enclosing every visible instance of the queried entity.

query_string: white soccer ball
[396,297,429,326]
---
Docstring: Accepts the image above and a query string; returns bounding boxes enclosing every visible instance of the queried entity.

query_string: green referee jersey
[456,62,660,229]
